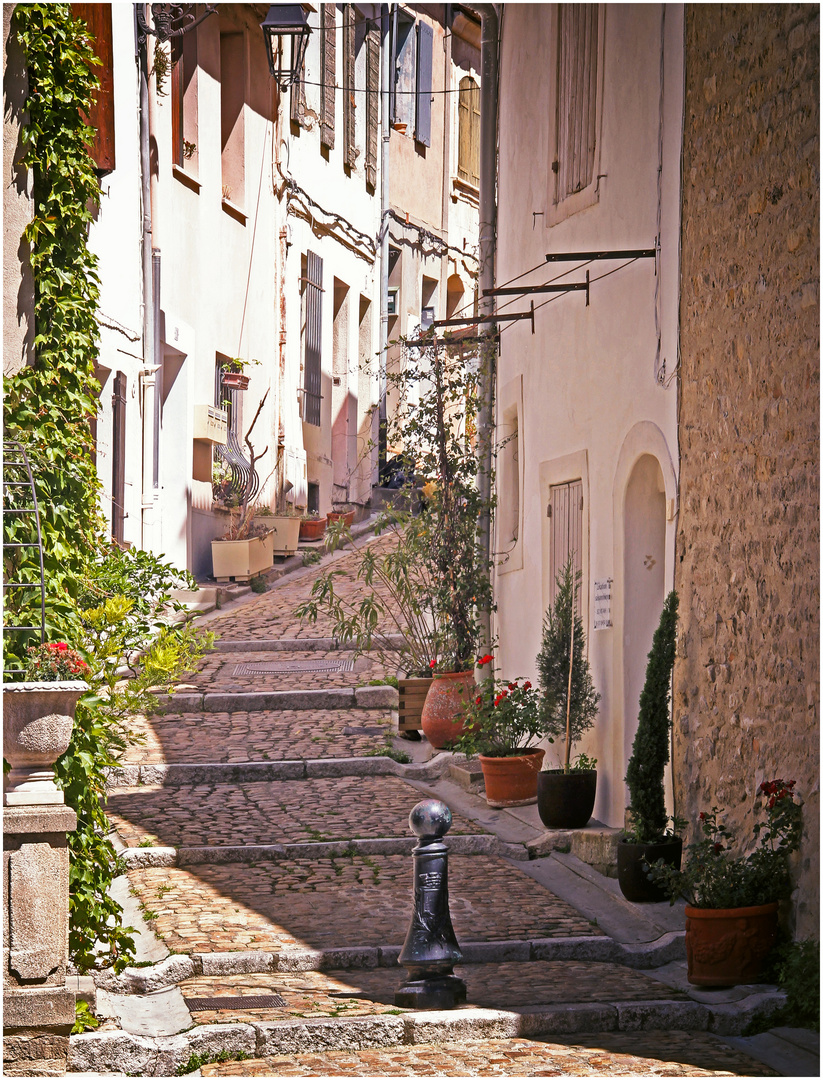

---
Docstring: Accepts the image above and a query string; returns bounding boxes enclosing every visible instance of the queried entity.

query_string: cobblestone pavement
[202,532,403,643]
[127,853,602,953]
[201,1033,779,1076]
[179,961,686,1025]
[119,708,396,765]
[185,650,393,693]
[108,776,482,848]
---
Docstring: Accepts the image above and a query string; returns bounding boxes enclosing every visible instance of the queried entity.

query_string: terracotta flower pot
[420,670,475,749]
[617,836,683,903]
[685,902,780,986]
[3,681,87,806]
[221,372,250,390]
[299,517,327,541]
[536,769,598,829]
[327,510,355,527]
[480,748,545,808]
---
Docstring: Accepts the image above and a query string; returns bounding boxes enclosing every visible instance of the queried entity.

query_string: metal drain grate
[232,658,355,676]
[185,994,287,1012]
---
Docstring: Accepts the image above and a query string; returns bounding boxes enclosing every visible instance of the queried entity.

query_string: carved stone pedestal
[4,805,77,1077]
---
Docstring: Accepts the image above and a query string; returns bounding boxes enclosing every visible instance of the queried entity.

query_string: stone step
[210,635,406,653]
[149,685,399,713]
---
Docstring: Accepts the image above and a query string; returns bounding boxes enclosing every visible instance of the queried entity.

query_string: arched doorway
[622,454,667,772]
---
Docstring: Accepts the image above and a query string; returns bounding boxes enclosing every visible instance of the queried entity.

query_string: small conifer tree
[536,554,600,772]
[624,590,679,843]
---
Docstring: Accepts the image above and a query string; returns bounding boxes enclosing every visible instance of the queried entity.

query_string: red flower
[477,654,494,666]
[713,843,723,854]
[55,642,68,652]
[768,796,776,809]
[524,681,532,690]
[508,682,516,691]
[429,659,437,669]
[699,812,705,821]
[475,696,482,705]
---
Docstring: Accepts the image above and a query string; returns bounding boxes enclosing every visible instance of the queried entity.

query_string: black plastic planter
[617,837,683,902]
[536,769,597,829]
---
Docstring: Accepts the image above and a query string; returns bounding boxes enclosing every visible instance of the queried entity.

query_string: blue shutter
[415,21,432,147]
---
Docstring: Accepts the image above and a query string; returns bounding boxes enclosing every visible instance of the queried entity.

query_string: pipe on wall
[137,4,156,548]
[378,3,392,474]
[473,3,499,666]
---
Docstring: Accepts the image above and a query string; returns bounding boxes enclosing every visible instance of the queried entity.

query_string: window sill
[452,176,479,204]
[172,164,201,193]
[221,198,247,225]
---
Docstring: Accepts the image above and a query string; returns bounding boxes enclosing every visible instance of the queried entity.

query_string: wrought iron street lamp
[260,4,311,91]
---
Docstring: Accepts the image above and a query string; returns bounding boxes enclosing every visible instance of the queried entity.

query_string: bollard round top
[409,799,452,839]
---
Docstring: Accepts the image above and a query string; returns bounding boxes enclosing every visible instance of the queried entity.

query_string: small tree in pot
[617,589,683,901]
[535,555,600,828]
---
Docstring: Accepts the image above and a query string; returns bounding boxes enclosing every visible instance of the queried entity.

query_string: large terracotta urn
[420,670,475,749]
[480,748,545,808]
[3,681,87,806]
[684,902,780,986]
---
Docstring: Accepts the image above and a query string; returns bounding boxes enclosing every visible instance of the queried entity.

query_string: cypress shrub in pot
[618,590,683,901]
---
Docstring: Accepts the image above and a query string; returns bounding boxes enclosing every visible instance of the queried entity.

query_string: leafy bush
[536,555,600,771]
[624,591,679,843]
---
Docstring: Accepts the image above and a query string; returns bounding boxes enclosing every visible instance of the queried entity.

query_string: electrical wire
[236,119,270,358]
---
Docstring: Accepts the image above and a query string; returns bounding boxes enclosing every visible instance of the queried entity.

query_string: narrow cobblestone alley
[69,530,809,1077]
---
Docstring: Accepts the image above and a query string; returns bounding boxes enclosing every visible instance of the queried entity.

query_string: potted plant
[211,392,276,581]
[648,780,802,986]
[535,554,601,828]
[299,510,327,542]
[4,642,89,806]
[327,505,356,528]
[220,356,257,391]
[294,514,446,737]
[617,590,684,901]
[455,656,545,807]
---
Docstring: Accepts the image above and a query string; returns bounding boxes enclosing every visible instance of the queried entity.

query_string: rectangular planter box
[398,676,430,732]
[211,530,274,582]
[268,515,301,556]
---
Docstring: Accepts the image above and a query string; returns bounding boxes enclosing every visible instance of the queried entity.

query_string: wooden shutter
[414,20,432,146]
[548,480,583,607]
[343,6,356,168]
[365,27,379,188]
[171,38,183,166]
[291,54,307,127]
[71,3,115,172]
[457,76,479,186]
[320,4,336,148]
[304,252,323,427]
[556,4,598,200]
[111,372,127,544]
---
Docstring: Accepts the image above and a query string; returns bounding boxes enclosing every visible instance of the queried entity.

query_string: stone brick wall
[674,4,819,938]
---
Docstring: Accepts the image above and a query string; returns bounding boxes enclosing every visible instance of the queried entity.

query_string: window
[302,251,323,427]
[320,4,336,149]
[457,76,480,187]
[71,3,115,172]
[548,480,584,606]
[415,21,432,146]
[390,12,432,147]
[548,3,603,224]
[171,28,199,171]
[220,32,245,206]
[343,6,356,168]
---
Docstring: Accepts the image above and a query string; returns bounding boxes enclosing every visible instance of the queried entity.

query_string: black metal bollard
[395,799,467,1010]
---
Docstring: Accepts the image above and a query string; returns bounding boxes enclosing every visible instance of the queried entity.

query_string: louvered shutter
[365,27,379,188]
[343,6,356,168]
[72,3,116,172]
[111,372,127,543]
[414,20,432,146]
[291,53,307,127]
[457,76,479,185]
[549,480,584,607]
[320,5,336,148]
[304,253,323,427]
[556,4,598,200]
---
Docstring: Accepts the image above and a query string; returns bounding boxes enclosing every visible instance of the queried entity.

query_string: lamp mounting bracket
[136,4,218,46]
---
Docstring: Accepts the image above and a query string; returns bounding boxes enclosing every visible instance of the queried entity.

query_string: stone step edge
[93,933,687,995]
[105,752,455,789]
[68,992,788,1075]
[149,686,399,713]
[211,635,406,653]
[115,833,525,867]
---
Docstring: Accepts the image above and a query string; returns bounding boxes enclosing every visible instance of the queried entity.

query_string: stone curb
[211,634,408,654]
[67,992,788,1074]
[149,687,402,713]
[94,934,685,993]
[119,833,511,868]
[105,752,456,789]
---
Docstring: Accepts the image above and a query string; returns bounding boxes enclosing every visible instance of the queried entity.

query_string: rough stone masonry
[675,4,819,938]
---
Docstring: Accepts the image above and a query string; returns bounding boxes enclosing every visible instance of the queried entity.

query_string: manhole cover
[232,658,355,676]
[185,995,287,1012]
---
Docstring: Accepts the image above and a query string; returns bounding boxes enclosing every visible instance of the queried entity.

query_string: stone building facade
[673,4,819,937]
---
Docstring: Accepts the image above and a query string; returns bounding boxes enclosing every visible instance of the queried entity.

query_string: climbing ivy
[5,6,213,973]
[5,3,104,661]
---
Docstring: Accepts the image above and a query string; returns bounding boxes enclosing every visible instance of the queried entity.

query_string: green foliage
[572,752,598,772]
[648,782,803,908]
[536,555,600,771]
[624,591,679,843]
[301,549,322,567]
[4,5,104,666]
[71,1000,99,1035]
[175,1050,250,1075]
[456,661,543,757]
[773,939,819,1029]
[364,740,411,764]
[249,573,269,592]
